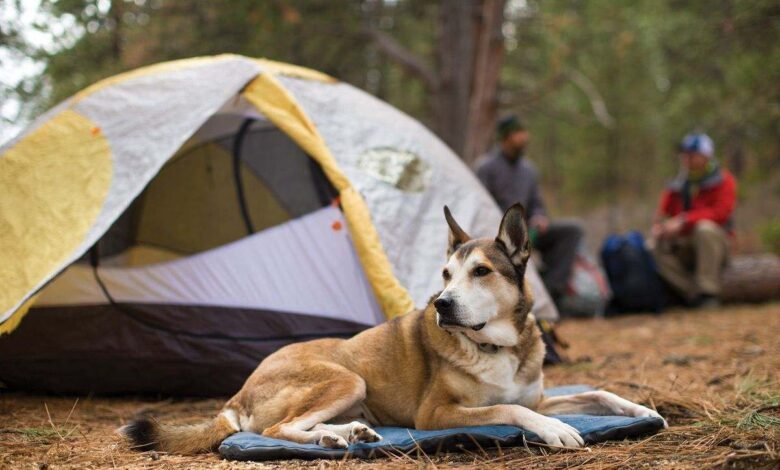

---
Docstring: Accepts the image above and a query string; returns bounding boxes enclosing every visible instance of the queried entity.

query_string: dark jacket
[474,148,547,218]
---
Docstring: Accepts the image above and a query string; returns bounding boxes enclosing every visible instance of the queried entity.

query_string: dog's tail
[119,411,238,455]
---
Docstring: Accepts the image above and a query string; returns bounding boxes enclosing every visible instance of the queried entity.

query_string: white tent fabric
[279,77,557,320]
[35,207,384,326]
[1,58,264,322]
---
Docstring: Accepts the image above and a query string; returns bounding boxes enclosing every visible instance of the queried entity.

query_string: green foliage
[15,427,64,440]
[1,0,35,127]
[759,218,780,254]
[18,0,435,119]
[28,0,371,114]
[738,408,780,430]
[504,0,779,212]
[734,375,780,430]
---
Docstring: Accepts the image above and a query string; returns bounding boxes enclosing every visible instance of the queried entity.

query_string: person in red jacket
[651,132,737,308]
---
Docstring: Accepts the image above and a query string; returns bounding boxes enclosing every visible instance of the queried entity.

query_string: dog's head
[434,204,532,347]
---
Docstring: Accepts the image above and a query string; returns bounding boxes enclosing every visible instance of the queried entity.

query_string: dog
[121,203,665,454]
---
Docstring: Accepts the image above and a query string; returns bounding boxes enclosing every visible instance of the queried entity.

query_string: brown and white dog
[121,203,665,454]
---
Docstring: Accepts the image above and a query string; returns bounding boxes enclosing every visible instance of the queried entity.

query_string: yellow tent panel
[0,110,112,334]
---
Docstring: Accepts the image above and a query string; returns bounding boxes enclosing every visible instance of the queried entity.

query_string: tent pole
[232,118,256,234]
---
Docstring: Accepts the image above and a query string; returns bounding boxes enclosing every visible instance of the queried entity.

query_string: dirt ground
[1,303,778,469]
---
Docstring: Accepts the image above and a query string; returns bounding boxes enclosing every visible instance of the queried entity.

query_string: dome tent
[0,54,558,395]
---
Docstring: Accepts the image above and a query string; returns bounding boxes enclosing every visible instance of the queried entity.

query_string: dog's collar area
[477,342,501,354]
[446,331,502,354]
[437,318,486,332]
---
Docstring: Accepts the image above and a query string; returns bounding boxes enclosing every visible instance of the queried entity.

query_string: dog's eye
[473,266,491,277]
[442,269,451,280]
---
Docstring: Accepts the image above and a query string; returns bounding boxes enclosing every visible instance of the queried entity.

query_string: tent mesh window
[81,117,337,267]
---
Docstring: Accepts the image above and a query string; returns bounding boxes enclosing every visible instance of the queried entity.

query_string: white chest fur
[480,352,542,407]
[449,339,544,409]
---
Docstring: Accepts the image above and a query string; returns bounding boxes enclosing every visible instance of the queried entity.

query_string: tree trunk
[464,0,506,165]
[370,0,506,164]
[435,0,506,165]
[434,0,476,161]
[111,0,123,61]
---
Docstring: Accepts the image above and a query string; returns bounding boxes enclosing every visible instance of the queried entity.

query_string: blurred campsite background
[1,2,780,468]
[2,0,779,253]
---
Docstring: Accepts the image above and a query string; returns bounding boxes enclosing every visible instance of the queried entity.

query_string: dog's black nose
[434,297,453,315]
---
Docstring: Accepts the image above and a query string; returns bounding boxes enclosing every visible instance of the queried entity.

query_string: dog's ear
[444,205,470,257]
[495,203,531,275]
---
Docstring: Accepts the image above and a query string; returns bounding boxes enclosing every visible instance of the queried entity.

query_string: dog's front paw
[524,415,584,448]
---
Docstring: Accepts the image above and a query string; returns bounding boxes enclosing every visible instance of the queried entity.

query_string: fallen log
[721,253,780,303]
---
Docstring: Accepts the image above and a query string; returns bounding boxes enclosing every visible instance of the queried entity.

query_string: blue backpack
[600,231,666,313]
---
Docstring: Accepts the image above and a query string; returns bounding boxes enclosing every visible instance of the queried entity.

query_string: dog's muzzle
[435,298,486,331]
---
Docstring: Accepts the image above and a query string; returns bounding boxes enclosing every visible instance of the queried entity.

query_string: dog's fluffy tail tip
[119,418,159,451]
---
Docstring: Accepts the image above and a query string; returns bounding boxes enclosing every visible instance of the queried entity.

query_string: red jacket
[657,168,737,234]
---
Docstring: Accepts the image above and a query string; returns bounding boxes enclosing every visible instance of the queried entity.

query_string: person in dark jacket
[474,115,583,303]
[650,132,737,308]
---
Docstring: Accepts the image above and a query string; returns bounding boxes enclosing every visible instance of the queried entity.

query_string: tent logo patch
[357,147,430,193]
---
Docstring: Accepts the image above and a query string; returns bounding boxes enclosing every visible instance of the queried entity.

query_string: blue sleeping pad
[219,385,665,461]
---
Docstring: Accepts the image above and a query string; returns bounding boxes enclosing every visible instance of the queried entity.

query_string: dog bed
[219,385,665,461]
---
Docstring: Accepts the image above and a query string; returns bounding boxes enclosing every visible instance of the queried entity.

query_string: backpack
[600,231,666,314]
[558,244,612,318]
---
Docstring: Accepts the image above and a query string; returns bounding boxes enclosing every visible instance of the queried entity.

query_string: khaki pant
[650,220,729,302]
